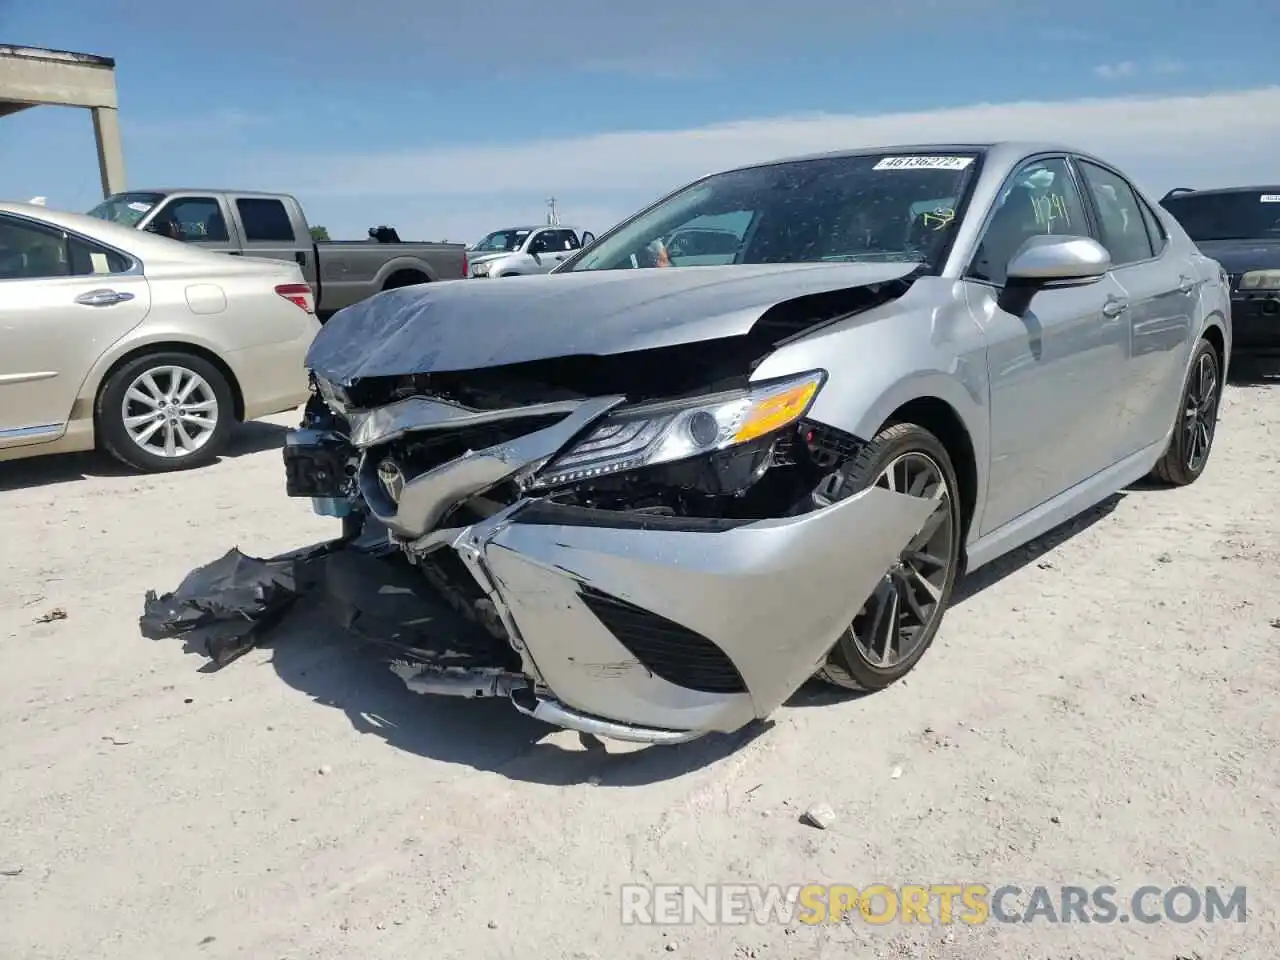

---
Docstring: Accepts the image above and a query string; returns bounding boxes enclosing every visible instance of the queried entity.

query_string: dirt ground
[1,361,1277,960]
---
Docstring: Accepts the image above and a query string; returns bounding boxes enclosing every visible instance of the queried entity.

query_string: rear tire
[816,422,962,693]
[96,351,235,473]
[1147,337,1221,487]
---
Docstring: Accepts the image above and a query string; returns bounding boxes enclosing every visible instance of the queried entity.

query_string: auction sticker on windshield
[1260,194,1280,203]
[128,201,153,212]
[874,156,975,171]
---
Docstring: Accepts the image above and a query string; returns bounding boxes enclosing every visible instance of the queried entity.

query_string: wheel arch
[879,395,980,552]
[372,256,438,288]
[1200,316,1227,372]
[87,341,246,428]
[382,267,430,291]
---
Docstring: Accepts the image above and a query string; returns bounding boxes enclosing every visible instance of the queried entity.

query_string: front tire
[1147,337,1221,486]
[817,422,962,692]
[96,351,235,473]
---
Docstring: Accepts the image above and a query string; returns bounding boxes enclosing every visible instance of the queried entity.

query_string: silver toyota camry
[285,141,1231,744]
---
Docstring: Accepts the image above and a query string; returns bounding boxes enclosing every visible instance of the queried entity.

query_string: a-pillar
[91,105,126,196]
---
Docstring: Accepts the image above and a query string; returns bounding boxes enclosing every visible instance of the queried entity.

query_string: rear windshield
[1160,190,1280,241]
[86,192,167,228]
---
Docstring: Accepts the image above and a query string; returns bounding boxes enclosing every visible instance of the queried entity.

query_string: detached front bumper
[439,487,936,743]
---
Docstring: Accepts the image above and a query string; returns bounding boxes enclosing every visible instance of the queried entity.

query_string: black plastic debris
[139,541,335,666]
[141,519,513,671]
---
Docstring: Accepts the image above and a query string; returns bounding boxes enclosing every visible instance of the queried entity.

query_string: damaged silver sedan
[280,141,1231,744]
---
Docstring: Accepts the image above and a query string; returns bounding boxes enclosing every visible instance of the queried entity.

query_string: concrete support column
[91,106,126,196]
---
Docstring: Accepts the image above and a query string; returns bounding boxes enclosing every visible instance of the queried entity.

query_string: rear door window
[1076,160,1155,266]
[235,198,298,243]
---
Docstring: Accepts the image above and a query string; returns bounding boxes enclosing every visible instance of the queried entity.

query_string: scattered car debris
[33,607,67,624]
[318,765,332,776]
[101,736,132,746]
[0,866,23,877]
[800,803,836,830]
[891,766,903,779]
[1156,552,1173,564]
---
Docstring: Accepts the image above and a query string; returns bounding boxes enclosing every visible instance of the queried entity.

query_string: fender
[370,255,439,287]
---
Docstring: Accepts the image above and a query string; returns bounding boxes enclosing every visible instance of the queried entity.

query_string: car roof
[1163,185,1280,198]
[718,140,1083,174]
[112,188,302,201]
[487,225,582,232]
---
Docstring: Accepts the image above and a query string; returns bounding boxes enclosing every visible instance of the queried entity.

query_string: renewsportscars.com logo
[620,884,1248,926]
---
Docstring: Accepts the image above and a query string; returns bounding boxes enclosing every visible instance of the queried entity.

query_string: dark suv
[1160,186,1280,355]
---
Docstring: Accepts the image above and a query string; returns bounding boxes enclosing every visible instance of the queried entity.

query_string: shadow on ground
[248,601,768,787]
[0,421,289,493]
[785,490,1126,710]
[149,487,1138,781]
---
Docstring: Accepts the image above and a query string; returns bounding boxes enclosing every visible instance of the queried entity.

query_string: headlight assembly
[1240,269,1280,291]
[528,370,826,489]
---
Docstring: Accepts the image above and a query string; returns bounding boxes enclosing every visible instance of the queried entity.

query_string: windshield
[563,152,980,273]
[86,192,167,228]
[1161,190,1280,241]
[471,228,531,252]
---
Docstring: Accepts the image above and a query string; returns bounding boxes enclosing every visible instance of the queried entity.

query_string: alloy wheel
[1183,350,1219,473]
[851,452,955,669]
[121,365,220,459]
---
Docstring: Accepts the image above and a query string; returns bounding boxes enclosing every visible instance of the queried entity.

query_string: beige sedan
[0,202,320,472]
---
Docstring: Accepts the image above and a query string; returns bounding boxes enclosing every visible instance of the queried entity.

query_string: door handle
[1178,274,1195,293]
[75,289,135,307]
[1101,297,1129,319]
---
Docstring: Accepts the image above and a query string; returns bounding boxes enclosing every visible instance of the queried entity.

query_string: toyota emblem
[376,458,405,504]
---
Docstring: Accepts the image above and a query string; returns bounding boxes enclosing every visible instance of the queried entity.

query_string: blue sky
[2,0,1278,242]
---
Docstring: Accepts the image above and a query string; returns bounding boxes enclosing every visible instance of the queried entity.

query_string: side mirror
[1006,235,1110,285]
[581,232,595,246]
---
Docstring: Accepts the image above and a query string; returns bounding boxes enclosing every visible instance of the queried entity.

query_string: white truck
[466,224,594,277]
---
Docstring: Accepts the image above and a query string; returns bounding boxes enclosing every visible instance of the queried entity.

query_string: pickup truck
[467,224,594,277]
[86,189,468,318]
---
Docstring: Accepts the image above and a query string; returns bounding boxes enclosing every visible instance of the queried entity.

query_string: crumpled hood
[305,261,919,385]
[1195,238,1280,275]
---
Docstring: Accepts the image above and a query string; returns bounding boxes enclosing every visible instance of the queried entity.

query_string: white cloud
[1094,60,1138,79]
[1094,58,1187,80]
[242,85,1280,239]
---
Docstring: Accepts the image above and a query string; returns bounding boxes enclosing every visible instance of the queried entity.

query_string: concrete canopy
[0,44,125,197]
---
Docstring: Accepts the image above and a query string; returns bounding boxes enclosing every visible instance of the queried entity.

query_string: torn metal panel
[345,394,592,449]
[355,394,624,539]
[304,261,918,384]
